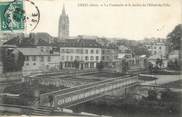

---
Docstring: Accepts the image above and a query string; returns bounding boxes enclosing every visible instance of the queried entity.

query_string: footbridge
[40,75,139,108]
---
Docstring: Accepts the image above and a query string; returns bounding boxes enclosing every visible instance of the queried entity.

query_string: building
[0,32,24,46]
[3,36,60,76]
[144,38,167,58]
[58,5,69,40]
[19,47,60,76]
[101,45,118,68]
[148,55,168,68]
[58,38,102,69]
[117,45,135,64]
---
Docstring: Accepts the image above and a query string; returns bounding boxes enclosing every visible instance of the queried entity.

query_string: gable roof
[57,39,102,48]
[3,37,51,47]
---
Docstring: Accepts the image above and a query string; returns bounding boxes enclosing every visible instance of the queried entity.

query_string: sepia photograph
[0,0,181,116]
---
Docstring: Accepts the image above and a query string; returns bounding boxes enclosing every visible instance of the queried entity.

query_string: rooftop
[17,48,59,56]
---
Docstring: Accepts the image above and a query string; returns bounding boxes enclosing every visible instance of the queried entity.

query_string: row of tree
[1,47,25,73]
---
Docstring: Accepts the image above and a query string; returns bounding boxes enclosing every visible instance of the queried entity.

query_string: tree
[147,89,157,101]
[73,60,80,78]
[96,61,104,71]
[167,59,180,70]
[148,62,153,73]
[1,47,25,73]
[73,60,80,69]
[121,59,129,74]
[156,58,163,69]
[167,24,182,52]
[130,44,151,57]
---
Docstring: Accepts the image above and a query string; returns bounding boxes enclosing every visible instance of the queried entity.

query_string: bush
[167,60,180,70]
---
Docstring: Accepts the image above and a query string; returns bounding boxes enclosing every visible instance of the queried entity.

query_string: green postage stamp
[0,0,25,31]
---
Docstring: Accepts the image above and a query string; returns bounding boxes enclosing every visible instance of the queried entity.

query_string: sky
[26,0,181,40]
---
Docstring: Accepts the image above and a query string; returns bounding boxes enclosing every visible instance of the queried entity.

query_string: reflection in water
[71,102,181,117]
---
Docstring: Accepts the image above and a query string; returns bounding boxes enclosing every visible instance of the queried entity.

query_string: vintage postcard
[0,0,181,116]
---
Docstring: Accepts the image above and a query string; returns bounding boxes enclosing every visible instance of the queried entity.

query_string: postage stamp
[0,0,25,31]
[0,0,40,32]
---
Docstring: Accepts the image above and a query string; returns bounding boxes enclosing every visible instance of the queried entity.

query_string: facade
[58,5,69,40]
[3,34,138,74]
[117,45,135,65]
[144,38,167,58]
[58,39,102,69]
[145,42,167,58]
[18,46,60,76]
[3,36,60,76]
[101,47,118,68]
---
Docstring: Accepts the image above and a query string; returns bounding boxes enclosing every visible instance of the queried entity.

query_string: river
[70,101,181,117]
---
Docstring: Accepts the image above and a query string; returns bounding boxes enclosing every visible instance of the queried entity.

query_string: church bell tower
[58,5,69,40]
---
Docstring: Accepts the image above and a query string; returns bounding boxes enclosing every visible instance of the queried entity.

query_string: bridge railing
[40,75,131,103]
[54,76,138,107]
[40,75,139,106]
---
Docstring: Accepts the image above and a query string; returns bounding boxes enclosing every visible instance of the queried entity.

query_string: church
[58,5,69,40]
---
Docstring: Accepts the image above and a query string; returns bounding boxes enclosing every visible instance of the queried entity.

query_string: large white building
[143,38,168,68]
[144,38,167,58]
[58,38,102,69]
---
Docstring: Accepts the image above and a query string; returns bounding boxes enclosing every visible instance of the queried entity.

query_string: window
[66,56,69,61]
[159,46,161,49]
[85,63,89,68]
[102,50,105,54]
[32,56,36,61]
[90,63,94,68]
[96,50,99,54]
[107,50,110,53]
[80,49,83,54]
[46,47,49,53]
[114,56,118,59]
[85,49,88,54]
[75,56,80,60]
[70,49,74,53]
[102,56,105,60]
[90,56,94,60]
[70,56,73,61]
[62,56,64,60]
[66,49,69,53]
[76,49,80,53]
[48,56,51,62]
[154,46,156,49]
[25,56,29,61]
[61,49,65,53]
[33,63,36,65]
[40,47,44,52]
[125,55,131,58]
[96,56,99,61]
[154,51,157,54]
[107,56,109,60]
[90,49,94,54]
[40,56,44,62]
[26,63,29,66]
[85,56,88,60]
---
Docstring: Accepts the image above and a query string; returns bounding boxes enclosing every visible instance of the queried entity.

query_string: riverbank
[70,93,181,117]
